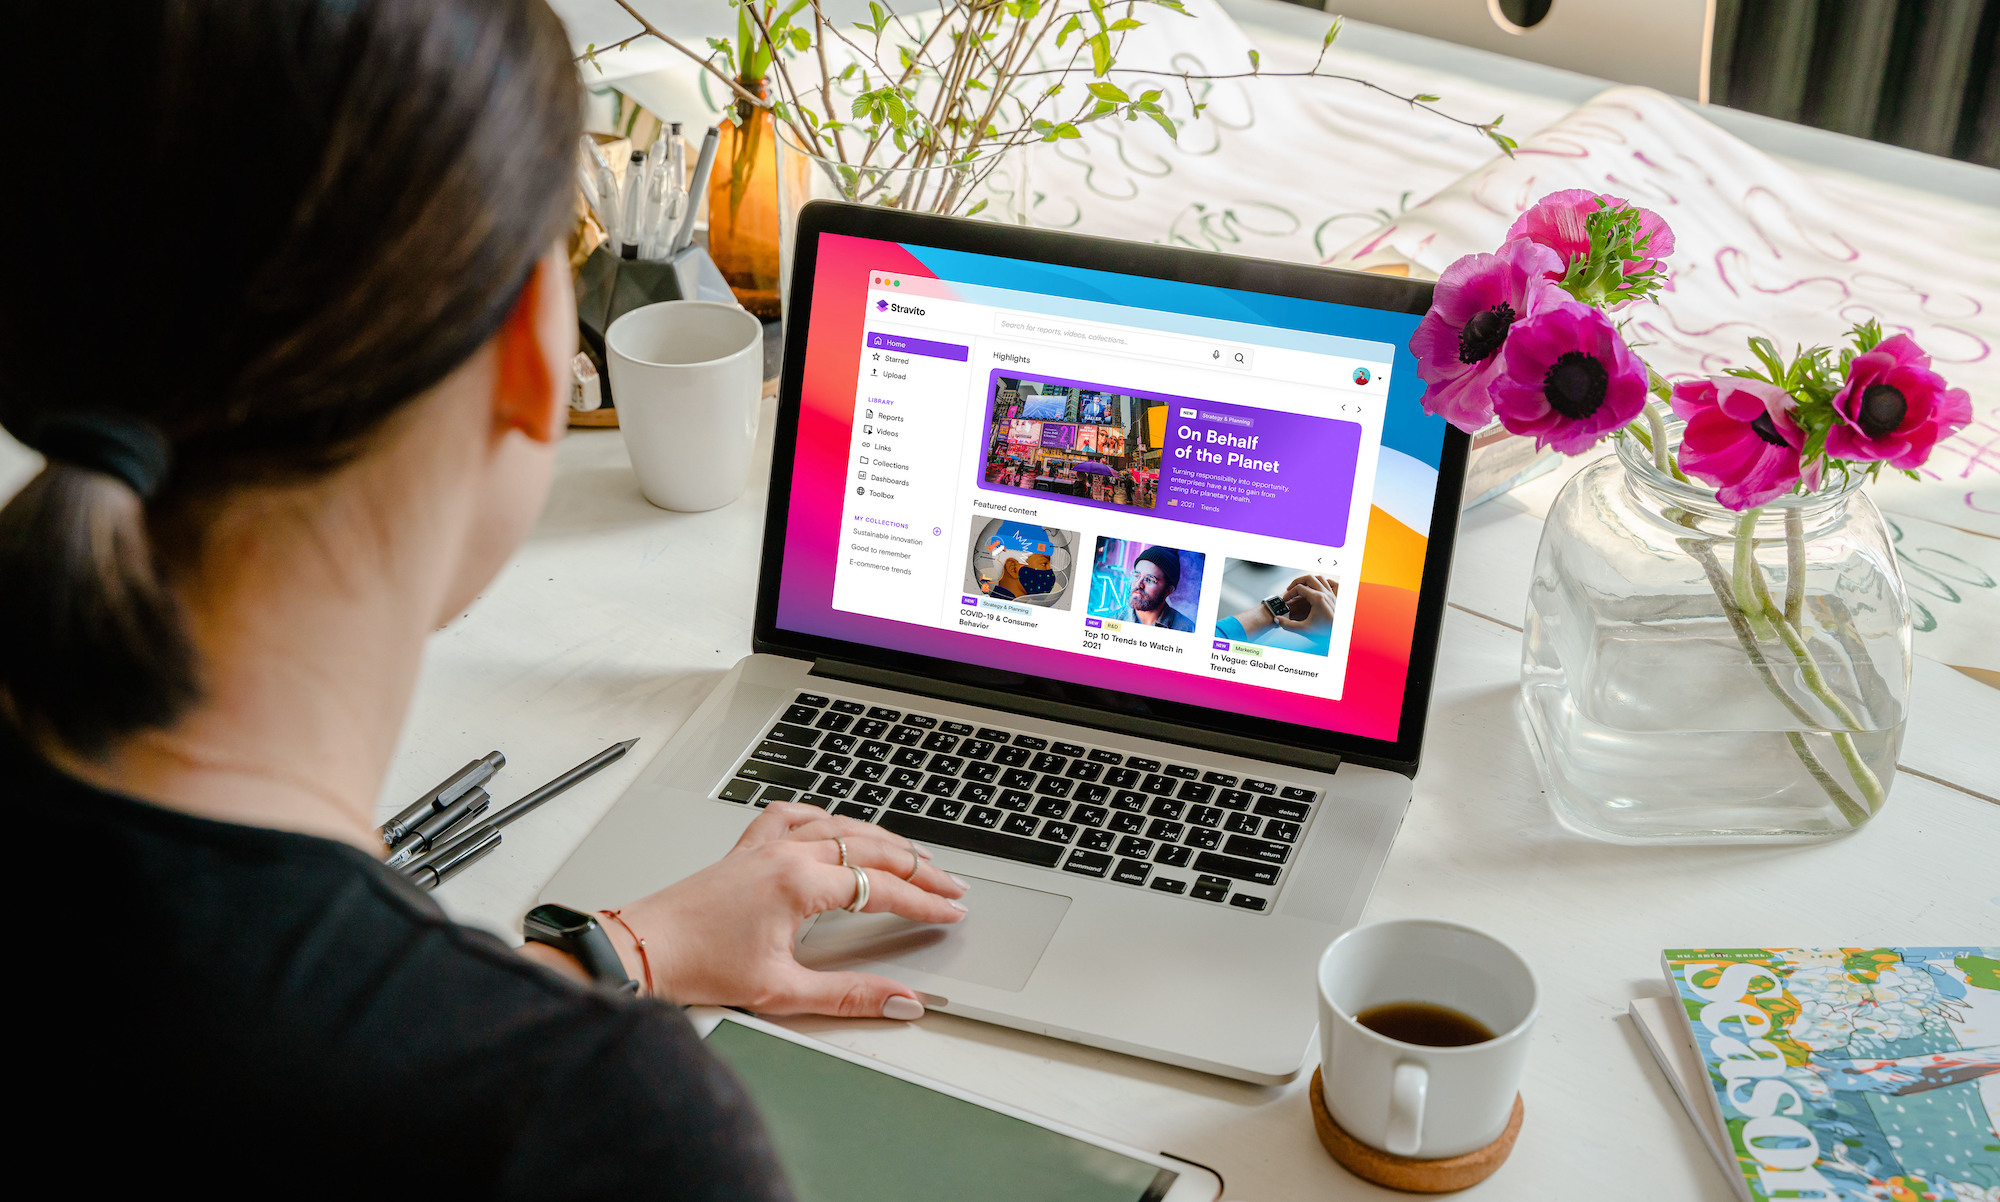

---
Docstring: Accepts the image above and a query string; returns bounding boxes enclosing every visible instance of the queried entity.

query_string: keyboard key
[922,775,959,797]
[866,706,901,721]
[736,760,817,789]
[1280,785,1316,802]
[1108,812,1146,834]
[820,777,856,799]
[1116,836,1155,859]
[1125,757,1161,773]
[940,720,975,736]
[925,798,965,821]
[1265,819,1302,843]
[1164,764,1200,780]
[1147,798,1185,820]
[1110,790,1146,812]
[831,699,866,714]
[1075,783,1109,805]
[857,784,893,805]
[1156,845,1194,868]
[814,710,854,733]
[821,733,857,755]
[1202,771,1238,786]
[1243,778,1276,794]
[1063,849,1111,877]
[1088,748,1124,765]
[963,763,999,784]
[760,786,798,804]
[750,741,816,769]
[856,740,891,761]
[795,693,830,708]
[1253,796,1311,823]
[1032,797,1071,820]
[902,714,939,730]
[854,719,889,740]
[1034,776,1074,799]
[1052,741,1086,757]
[1193,851,1279,886]
[766,723,821,747]
[1038,822,1079,844]
[886,768,923,790]
[852,762,887,783]
[1188,828,1222,850]
[1192,879,1229,903]
[813,754,853,775]
[1072,805,1108,828]
[782,704,820,725]
[718,778,759,803]
[1176,781,1215,804]
[833,802,880,822]
[890,747,928,768]
[1112,858,1151,886]
[966,805,1000,829]
[890,792,927,813]
[976,727,1011,742]
[1229,894,1268,912]
[1105,767,1140,789]
[1140,774,1174,795]
[1225,812,1261,835]
[923,731,961,753]
[960,782,995,804]
[1147,819,1186,842]
[1149,876,1187,894]
[1217,789,1253,811]
[1030,752,1068,774]
[958,740,995,761]
[880,812,1063,869]
[1064,760,1103,783]
[994,746,1032,767]
[1011,735,1048,751]
[1000,768,1036,790]
[1078,828,1116,853]
[1002,813,1039,836]
[926,754,965,776]
[997,790,1034,811]
[888,725,925,746]
[1188,805,1222,828]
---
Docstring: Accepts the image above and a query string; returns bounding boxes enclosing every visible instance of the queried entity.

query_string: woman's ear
[491,248,576,445]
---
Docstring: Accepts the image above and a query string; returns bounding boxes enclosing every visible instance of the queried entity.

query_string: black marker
[407,827,501,892]
[380,751,504,847]
[403,739,637,875]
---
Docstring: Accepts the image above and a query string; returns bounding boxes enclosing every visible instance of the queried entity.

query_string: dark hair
[1136,546,1180,591]
[0,0,581,755]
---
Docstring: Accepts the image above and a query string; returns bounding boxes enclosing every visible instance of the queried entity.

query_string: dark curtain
[1713,0,2000,166]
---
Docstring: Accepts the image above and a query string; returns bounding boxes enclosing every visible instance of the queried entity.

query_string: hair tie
[27,411,172,500]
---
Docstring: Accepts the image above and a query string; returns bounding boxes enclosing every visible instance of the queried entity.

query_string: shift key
[736,758,818,790]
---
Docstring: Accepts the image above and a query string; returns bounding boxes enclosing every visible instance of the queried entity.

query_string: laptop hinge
[809,658,1343,776]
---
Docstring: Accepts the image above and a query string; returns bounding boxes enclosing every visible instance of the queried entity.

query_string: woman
[0,0,965,1191]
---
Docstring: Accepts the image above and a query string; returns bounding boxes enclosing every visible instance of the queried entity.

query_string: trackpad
[796,875,1070,992]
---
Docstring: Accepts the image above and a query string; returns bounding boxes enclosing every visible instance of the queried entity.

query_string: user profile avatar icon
[1352,367,1371,386]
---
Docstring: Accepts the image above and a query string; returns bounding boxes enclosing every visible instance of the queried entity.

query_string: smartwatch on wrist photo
[522,903,639,994]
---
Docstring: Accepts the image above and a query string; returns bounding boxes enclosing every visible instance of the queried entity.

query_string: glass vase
[709,85,783,320]
[774,123,1028,321]
[1520,431,1912,843]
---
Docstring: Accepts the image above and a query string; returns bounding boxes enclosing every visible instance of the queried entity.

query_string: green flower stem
[1732,512,1777,641]
[1784,507,1805,626]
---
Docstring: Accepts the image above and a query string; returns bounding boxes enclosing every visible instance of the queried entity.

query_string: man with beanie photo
[1112,545,1196,631]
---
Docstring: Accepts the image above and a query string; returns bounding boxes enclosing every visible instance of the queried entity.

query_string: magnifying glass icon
[1233,352,1245,363]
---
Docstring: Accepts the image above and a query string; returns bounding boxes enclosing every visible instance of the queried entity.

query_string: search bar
[991,311,1254,370]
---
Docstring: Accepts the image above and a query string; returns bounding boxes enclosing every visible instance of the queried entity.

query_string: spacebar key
[879,812,1063,868]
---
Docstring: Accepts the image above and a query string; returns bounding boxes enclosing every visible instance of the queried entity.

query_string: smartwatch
[1263,595,1291,620]
[522,904,639,994]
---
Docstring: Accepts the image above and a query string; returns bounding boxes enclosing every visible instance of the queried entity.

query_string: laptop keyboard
[713,691,1321,914]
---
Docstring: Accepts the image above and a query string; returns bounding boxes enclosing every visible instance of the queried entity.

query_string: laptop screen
[766,221,1455,760]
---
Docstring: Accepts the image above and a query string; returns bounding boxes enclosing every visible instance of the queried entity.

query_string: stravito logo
[876,299,888,311]
[885,302,927,316]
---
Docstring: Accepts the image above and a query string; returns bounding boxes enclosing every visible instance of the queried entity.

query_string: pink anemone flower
[1824,334,1972,469]
[1491,300,1650,454]
[1671,376,1809,510]
[1410,239,1567,432]
[1505,188,1675,281]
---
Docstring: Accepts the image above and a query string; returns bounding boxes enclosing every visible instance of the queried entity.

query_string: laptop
[542,203,1468,1085]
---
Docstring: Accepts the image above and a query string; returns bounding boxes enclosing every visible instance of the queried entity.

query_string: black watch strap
[522,904,639,994]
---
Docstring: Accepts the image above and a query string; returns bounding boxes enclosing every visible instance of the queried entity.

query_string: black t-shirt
[8,730,793,1197]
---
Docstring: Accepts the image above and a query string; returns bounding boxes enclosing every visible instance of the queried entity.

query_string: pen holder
[573,242,734,424]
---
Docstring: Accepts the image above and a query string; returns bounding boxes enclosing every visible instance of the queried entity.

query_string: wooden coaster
[567,407,619,428]
[1310,1067,1523,1193]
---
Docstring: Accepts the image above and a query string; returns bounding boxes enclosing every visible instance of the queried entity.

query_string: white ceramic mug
[1317,919,1538,1160]
[605,300,763,512]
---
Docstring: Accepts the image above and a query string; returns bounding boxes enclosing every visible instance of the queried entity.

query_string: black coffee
[1355,1002,1494,1047]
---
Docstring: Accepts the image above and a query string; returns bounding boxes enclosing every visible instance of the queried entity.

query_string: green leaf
[1107,18,1142,31]
[1090,99,1116,117]
[1055,121,1081,139]
[1247,48,1260,72]
[1088,81,1129,101]
[1322,17,1343,47]
[1056,13,1083,48]
[1087,32,1111,76]
[868,1,888,33]
[1414,93,1439,102]
[966,198,989,217]
[1089,0,1107,29]
[790,26,810,50]
[1146,110,1177,138]
[1140,88,1162,102]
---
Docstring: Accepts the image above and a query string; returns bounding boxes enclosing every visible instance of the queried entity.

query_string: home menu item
[1659,947,2000,1202]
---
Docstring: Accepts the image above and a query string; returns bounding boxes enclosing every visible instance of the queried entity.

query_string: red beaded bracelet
[597,909,653,996]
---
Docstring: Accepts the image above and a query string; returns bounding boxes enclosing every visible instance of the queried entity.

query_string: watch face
[1263,596,1290,620]
[525,903,593,938]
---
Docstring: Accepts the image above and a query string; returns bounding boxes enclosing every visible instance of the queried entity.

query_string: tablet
[688,1009,1223,1201]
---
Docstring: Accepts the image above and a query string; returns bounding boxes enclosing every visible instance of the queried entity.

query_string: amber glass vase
[708,84,781,319]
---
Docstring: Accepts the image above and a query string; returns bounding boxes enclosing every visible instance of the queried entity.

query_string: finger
[809,864,967,925]
[781,815,933,861]
[729,800,833,852]
[762,964,928,1020]
[800,833,967,898]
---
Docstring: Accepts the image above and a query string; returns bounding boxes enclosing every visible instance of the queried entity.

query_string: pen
[379,751,503,847]
[645,122,686,261]
[586,137,620,254]
[384,785,490,870]
[638,126,667,257]
[620,149,645,259]
[406,826,501,892]
[672,126,718,256]
[403,739,638,874]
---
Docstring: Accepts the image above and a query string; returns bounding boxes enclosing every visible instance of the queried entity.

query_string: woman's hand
[602,802,968,1019]
[1277,574,1339,637]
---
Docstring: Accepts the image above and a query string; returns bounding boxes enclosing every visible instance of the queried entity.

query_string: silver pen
[672,125,719,256]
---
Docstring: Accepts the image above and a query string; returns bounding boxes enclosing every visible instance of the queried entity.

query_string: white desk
[391,415,1999,1201]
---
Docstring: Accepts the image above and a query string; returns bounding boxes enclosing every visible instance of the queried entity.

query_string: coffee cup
[605,300,764,512]
[1316,919,1538,1160]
